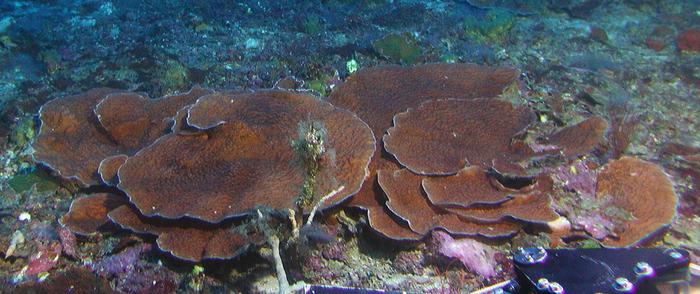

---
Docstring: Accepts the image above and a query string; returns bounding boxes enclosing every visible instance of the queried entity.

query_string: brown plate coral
[329,63,530,240]
[118,90,376,223]
[36,88,375,261]
[324,63,674,248]
[326,64,564,242]
[595,157,678,247]
[378,169,521,238]
[383,98,535,176]
[107,205,253,261]
[33,88,124,186]
[33,87,213,186]
[35,63,678,264]
[59,193,126,236]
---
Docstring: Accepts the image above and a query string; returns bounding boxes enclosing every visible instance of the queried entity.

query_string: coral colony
[1,1,699,292]
[19,63,677,291]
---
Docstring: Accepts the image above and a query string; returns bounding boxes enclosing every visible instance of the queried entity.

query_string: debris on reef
[291,119,330,227]
[5,230,25,258]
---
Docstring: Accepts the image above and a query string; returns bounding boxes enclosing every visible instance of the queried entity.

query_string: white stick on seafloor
[305,185,345,227]
[268,235,290,294]
[470,279,514,294]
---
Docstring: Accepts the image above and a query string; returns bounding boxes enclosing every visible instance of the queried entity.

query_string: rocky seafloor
[0,0,699,293]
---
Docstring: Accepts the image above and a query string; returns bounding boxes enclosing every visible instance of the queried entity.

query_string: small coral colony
[28,63,677,286]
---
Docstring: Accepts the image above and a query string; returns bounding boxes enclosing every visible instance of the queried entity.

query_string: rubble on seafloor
[0,0,699,293]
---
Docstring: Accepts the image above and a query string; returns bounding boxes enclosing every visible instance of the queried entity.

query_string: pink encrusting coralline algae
[432,231,497,279]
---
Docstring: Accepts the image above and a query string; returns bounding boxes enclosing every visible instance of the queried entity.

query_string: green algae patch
[158,59,189,95]
[307,79,328,96]
[194,23,213,33]
[9,169,60,193]
[463,8,516,44]
[440,54,458,63]
[664,216,700,252]
[372,33,422,65]
[569,239,603,249]
[301,15,323,35]
[9,117,35,147]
